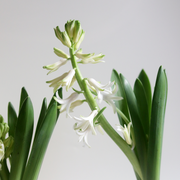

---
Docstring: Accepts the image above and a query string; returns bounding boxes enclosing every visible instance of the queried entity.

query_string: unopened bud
[73,21,82,43]
[54,26,71,48]
[53,48,69,59]
[74,30,85,50]
[65,20,75,39]
[0,140,4,161]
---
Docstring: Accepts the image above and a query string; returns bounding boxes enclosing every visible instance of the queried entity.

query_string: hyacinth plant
[43,20,167,180]
[0,20,167,180]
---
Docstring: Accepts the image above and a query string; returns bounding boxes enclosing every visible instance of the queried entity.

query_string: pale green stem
[69,46,143,179]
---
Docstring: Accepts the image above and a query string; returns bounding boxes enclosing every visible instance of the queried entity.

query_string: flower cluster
[0,115,14,166]
[44,20,124,147]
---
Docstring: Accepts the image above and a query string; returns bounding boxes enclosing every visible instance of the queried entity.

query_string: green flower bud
[0,124,4,139]
[0,140,4,161]
[54,26,71,48]
[53,48,69,59]
[2,123,9,140]
[0,115,4,124]
[65,20,75,39]
[3,136,14,158]
[73,21,82,43]
[74,30,85,50]
[75,51,94,59]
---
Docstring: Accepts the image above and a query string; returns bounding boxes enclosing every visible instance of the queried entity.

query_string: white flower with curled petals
[54,92,79,118]
[73,110,98,147]
[86,78,122,113]
[46,69,76,92]
[97,83,123,113]
[116,122,132,146]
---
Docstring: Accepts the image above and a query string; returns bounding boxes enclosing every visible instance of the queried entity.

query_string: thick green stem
[69,47,143,179]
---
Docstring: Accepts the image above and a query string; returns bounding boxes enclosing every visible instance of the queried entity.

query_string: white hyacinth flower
[116,122,132,146]
[47,69,76,92]
[54,92,79,118]
[73,110,99,147]
[43,59,67,75]
[86,78,122,113]
[0,140,4,161]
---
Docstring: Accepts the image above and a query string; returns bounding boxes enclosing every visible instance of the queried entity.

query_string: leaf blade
[9,97,34,180]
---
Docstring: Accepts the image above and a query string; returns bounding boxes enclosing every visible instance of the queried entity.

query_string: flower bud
[53,48,69,59]
[65,20,75,39]
[75,51,94,59]
[3,136,14,158]
[54,26,71,48]
[2,123,9,140]
[74,30,85,50]
[0,124,4,139]
[0,140,4,161]
[73,21,82,43]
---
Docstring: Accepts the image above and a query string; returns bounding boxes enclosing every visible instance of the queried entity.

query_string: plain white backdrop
[0,1,179,179]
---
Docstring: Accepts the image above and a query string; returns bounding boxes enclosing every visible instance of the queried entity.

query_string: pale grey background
[0,1,179,179]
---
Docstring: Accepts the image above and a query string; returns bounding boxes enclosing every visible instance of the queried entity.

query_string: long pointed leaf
[9,97,34,180]
[120,74,147,179]
[134,78,150,136]
[147,66,168,180]
[48,88,62,120]
[8,102,18,137]
[22,102,57,180]
[138,69,152,120]
[34,98,47,141]
[18,87,28,113]
[111,69,130,125]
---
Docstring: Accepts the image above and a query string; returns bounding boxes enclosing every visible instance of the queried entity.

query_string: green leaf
[9,97,34,180]
[18,87,28,113]
[48,88,63,120]
[111,69,130,125]
[120,74,147,179]
[34,98,47,141]
[22,102,57,180]
[134,78,150,136]
[8,102,18,137]
[138,69,152,120]
[147,66,168,180]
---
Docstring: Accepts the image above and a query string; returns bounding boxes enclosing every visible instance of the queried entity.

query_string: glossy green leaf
[147,66,168,180]
[9,97,34,180]
[134,78,150,136]
[34,98,47,141]
[8,102,18,137]
[111,69,130,125]
[48,88,62,120]
[120,74,147,179]
[18,87,28,113]
[22,102,57,180]
[138,69,152,120]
